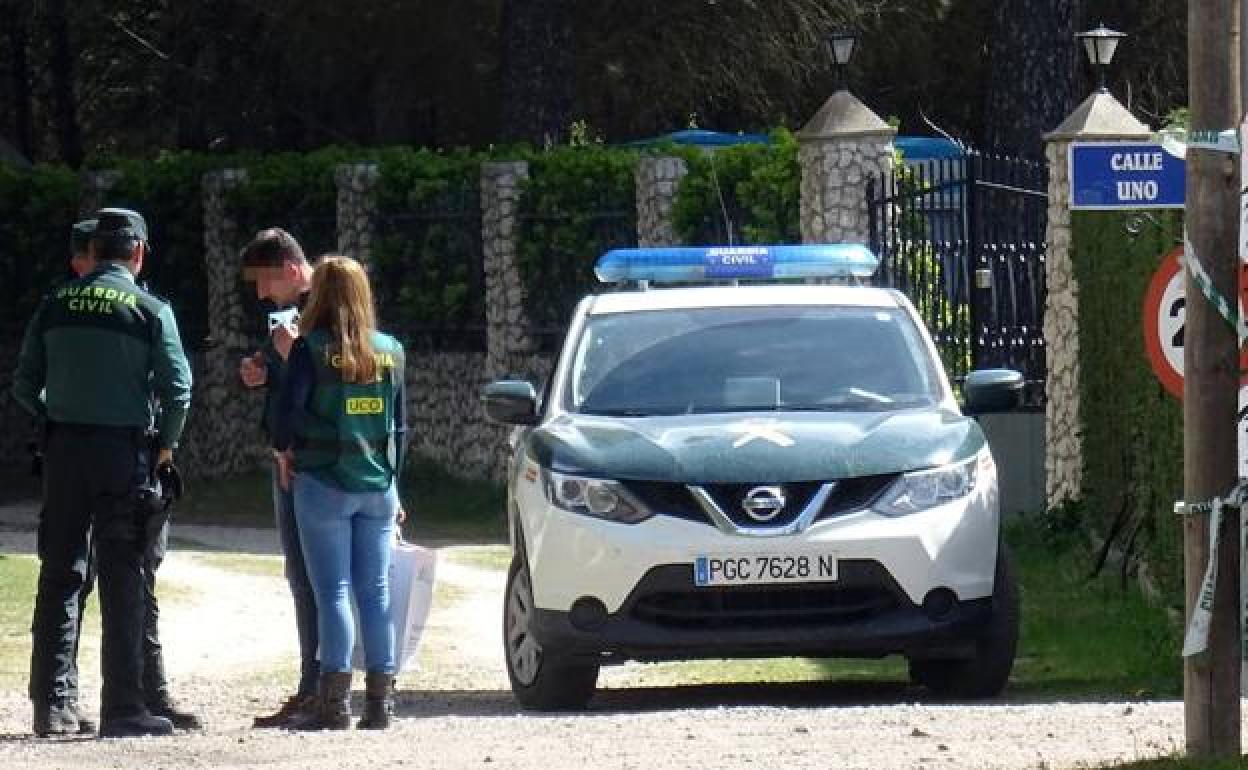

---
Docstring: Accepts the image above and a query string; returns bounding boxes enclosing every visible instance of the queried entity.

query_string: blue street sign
[1069,142,1186,210]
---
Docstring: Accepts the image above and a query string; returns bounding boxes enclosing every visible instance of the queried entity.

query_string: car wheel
[908,543,1019,699]
[503,554,599,710]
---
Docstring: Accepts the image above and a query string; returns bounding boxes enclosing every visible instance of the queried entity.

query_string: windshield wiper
[581,407,668,417]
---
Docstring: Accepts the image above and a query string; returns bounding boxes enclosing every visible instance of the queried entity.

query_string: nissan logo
[742,486,786,522]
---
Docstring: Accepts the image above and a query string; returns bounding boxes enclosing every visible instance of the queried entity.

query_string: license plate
[693,554,837,586]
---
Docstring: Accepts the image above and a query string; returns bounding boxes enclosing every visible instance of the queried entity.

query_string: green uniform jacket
[11,263,193,449]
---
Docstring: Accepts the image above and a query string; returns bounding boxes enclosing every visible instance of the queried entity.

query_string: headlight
[876,454,981,516]
[543,470,652,524]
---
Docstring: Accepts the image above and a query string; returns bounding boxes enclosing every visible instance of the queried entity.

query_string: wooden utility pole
[1184,0,1242,759]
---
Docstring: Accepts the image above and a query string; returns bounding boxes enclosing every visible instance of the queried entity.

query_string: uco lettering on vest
[345,397,384,414]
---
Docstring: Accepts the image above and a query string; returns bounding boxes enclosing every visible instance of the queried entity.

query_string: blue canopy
[625,130,963,158]
[895,136,963,160]
[625,129,772,148]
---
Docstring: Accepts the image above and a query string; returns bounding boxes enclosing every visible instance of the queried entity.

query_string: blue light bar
[594,244,880,284]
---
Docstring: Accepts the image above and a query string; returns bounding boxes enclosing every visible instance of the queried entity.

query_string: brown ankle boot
[356,672,394,730]
[292,672,352,730]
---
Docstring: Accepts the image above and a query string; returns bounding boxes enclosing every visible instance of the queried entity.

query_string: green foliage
[227,147,361,259]
[671,128,800,246]
[1004,515,1182,699]
[371,147,486,343]
[108,151,235,348]
[0,164,80,332]
[1071,210,1184,600]
[516,144,638,332]
[886,151,972,379]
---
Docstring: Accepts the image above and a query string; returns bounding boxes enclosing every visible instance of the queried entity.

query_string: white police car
[483,244,1022,710]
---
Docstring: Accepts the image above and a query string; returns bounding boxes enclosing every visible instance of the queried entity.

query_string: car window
[567,306,943,416]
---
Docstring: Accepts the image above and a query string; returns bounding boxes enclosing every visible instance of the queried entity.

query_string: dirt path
[0,506,1241,769]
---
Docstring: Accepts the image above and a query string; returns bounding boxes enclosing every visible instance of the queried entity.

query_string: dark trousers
[272,467,320,696]
[34,518,172,708]
[28,426,151,720]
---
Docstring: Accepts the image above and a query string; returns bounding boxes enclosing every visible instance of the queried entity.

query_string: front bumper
[518,473,1000,613]
[530,562,991,663]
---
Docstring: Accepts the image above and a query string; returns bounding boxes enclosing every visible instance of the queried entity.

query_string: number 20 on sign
[1142,245,1248,399]
[1142,245,1248,474]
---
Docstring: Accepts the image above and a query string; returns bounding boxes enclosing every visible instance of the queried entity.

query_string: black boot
[99,711,174,738]
[293,671,352,730]
[356,672,394,730]
[147,692,203,730]
[32,699,78,737]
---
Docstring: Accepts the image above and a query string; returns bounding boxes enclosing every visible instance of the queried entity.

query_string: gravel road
[0,503,1238,769]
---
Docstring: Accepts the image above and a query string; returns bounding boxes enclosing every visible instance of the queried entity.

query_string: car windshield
[565,305,944,416]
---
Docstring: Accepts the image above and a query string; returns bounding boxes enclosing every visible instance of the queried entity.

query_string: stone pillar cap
[798,90,897,141]
[1044,91,1152,141]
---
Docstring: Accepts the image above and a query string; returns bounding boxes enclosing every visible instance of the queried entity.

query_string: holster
[135,431,184,563]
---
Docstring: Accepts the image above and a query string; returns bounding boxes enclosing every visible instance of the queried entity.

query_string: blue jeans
[293,473,397,674]
[272,467,320,696]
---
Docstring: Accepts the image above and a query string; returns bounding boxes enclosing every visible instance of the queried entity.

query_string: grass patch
[443,545,511,572]
[398,457,506,544]
[1002,515,1182,700]
[0,554,40,688]
[169,456,508,544]
[191,551,286,579]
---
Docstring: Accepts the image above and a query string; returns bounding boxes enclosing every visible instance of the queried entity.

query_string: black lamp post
[1075,22,1126,93]
[828,29,856,89]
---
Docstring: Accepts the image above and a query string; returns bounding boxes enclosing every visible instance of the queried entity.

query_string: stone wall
[798,136,894,244]
[1041,140,1080,506]
[636,156,688,247]
[335,163,379,265]
[182,169,268,475]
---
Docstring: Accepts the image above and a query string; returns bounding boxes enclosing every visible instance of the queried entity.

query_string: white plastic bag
[351,538,437,673]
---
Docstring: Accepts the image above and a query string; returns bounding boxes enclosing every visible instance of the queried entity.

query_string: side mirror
[962,369,1024,415]
[482,380,540,425]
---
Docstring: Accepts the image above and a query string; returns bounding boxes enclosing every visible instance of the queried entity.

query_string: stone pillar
[1042,92,1152,508]
[797,90,896,244]
[635,155,688,246]
[335,162,380,265]
[193,168,263,475]
[481,161,534,379]
[80,170,123,216]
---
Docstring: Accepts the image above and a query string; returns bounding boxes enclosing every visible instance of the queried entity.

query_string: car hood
[527,409,986,483]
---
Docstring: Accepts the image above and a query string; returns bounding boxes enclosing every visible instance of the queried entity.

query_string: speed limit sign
[1142,246,1186,399]
[1142,244,1248,399]
[1142,245,1248,477]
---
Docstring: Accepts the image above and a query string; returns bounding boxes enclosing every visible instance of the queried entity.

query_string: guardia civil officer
[12,208,192,738]
[27,218,202,735]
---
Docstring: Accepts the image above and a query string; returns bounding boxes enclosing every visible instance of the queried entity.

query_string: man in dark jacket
[239,227,320,727]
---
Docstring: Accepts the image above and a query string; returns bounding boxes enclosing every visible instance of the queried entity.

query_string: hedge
[672,128,801,246]
[1072,209,1184,599]
[0,164,80,333]
[516,144,639,343]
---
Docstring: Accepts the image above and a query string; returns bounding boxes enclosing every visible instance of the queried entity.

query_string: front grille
[701,481,823,528]
[815,473,898,521]
[622,481,706,523]
[622,473,901,528]
[630,582,901,630]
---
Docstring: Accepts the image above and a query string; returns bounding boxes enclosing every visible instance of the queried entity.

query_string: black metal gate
[867,150,1048,405]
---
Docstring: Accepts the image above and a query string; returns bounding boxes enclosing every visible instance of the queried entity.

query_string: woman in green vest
[272,255,407,730]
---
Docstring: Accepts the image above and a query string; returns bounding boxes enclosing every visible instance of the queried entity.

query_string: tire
[908,543,1020,699]
[503,554,599,710]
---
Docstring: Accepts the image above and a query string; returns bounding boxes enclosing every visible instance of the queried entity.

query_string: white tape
[1158,128,1241,158]
[1183,497,1222,657]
